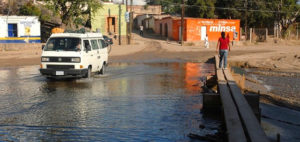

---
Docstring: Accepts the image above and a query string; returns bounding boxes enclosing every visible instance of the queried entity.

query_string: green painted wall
[91,4,127,36]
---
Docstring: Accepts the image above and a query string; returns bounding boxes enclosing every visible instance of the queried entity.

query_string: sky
[113,0,146,5]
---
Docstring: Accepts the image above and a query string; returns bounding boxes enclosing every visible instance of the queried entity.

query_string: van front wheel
[85,67,91,78]
[100,64,105,75]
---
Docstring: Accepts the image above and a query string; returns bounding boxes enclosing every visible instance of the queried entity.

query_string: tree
[0,1,4,14]
[216,0,300,37]
[147,0,181,14]
[215,0,244,19]
[186,0,216,18]
[270,0,300,37]
[147,0,161,5]
[42,0,102,29]
[3,0,20,15]
[19,1,51,22]
[19,2,41,16]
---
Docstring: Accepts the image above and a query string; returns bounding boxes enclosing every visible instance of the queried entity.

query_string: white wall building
[135,14,150,29]
[0,16,41,43]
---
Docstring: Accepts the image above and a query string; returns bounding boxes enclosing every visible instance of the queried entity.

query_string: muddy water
[0,63,217,141]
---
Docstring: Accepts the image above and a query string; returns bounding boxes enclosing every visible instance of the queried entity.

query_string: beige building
[130,5,162,29]
[129,5,161,18]
[143,14,171,31]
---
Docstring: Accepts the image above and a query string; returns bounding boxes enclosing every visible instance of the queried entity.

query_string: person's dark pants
[219,50,228,68]
[140,30,143,36]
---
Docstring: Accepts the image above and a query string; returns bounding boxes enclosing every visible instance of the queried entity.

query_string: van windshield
[44,37,81,51]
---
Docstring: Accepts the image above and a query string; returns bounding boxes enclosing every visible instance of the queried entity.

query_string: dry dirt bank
[228,40,300,73]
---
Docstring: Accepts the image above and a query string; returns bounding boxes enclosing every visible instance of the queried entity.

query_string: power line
[159,1,299,14]
[159,0,299,8]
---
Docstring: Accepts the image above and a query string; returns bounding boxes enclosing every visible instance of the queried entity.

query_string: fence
[248,28,268,42]
[285,28,300,40]
[248,27,299,42]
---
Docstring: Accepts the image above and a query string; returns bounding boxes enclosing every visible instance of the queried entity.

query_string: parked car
[103,35,113,45]
[40,32,108,79]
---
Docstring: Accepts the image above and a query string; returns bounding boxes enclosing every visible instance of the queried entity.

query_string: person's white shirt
[140,25,143,31]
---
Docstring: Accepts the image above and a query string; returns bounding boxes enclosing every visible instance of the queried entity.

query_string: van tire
[46,77,53,80]
[85,67,91,78]
[100,64,105,75]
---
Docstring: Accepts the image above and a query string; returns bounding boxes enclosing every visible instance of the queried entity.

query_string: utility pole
[129,0,133,44]
[297,23,299,40]
[119,4,121,45]
[126,0,129,44]
[181,0,184,46]
[245,0,248,40]
[280,0,282,39]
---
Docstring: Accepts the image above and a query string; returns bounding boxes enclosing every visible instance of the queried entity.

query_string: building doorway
[107,17,116,34]
[201,26,206,41]
[165,23,168,37]
[159,23,162,36]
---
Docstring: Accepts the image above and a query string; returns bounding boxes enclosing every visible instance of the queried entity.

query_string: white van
[39,33,108,78]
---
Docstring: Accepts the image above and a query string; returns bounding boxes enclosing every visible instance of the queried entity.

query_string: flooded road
[0,62,217,141]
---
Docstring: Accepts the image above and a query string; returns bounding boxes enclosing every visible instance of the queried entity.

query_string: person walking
[204,34,209,48]
[140,25,144,36]
[216,32,231,69]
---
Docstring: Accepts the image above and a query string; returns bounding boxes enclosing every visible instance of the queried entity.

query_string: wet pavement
[0,62,218,141]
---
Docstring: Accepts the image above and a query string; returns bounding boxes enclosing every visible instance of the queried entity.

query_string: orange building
[155,17,240,41]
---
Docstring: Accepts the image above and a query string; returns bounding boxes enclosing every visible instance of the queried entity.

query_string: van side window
[97,39,103,49]
[100,39,107,48]
[83,40,91,51]
[91,40,99,50]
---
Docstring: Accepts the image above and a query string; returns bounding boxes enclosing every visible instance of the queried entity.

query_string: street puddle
[0,62,218,141]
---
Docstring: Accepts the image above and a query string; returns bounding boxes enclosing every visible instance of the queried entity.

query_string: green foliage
[215,0,299,36]
[19,2,41,16]
[18,2,50,22]
[144,5,149,10]
[4,0,19,15]
[166,1,182,14]
[41,0,102,29]
[147,0,181,14]
[268,0,300,36]
[186,0,216,18]
[147,0,161,5]
[215,0,244,19]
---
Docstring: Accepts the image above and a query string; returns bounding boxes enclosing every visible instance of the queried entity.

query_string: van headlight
[71,57,81,63]
[41,57,49,62]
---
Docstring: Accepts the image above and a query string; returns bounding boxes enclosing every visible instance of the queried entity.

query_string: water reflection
[0,62,218,141]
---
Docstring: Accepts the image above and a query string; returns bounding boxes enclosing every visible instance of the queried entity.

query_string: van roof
[50,33,103,38]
